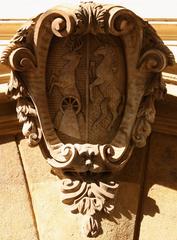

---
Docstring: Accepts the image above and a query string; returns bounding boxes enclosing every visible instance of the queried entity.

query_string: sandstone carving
[0,2,174,237]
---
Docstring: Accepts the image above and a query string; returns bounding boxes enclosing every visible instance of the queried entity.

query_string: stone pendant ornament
[0,2,174,237]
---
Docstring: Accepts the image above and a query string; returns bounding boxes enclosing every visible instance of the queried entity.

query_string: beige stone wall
[139,133,177,240]
[0,137,38,240]
[1,131,177,239]
[0,137,145,240]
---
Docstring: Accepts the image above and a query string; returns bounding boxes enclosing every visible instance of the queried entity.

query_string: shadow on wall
[1,98,177,239]
[112,124,177,238]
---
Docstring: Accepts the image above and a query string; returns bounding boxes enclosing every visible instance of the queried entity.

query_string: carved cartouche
[0,2,174,237]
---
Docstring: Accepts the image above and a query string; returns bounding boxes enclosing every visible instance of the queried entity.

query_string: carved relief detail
[59,177,118,237]
[48,143,131,172]
[90,44,124,129]
[75,2,107,34]
[0,2,174,237]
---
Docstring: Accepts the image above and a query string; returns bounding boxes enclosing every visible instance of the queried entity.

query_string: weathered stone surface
[0,1,174,238]
[0,137,38,240]
[18,138,145,240]
[139,133,177,240]
[1,4,173,235]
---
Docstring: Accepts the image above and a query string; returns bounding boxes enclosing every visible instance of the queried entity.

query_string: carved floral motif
[0,2,174,237]
[59,176,118,237]
[75,2,107,34]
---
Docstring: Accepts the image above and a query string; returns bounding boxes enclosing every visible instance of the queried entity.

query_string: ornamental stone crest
[0,2,174,237]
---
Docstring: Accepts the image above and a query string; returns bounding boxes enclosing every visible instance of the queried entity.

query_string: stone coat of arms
[0,2,174,237]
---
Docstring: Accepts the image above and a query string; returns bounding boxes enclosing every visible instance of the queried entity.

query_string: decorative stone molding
[0,2,174,237]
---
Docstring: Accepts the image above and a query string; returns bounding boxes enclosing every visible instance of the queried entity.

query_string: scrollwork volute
[0,2,174,237]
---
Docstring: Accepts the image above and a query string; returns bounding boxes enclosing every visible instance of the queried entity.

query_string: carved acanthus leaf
[16,97,41,146]
[6,71,25,99]
[75,2,107,34]
[60,177,118,237]
[132,73,166,147]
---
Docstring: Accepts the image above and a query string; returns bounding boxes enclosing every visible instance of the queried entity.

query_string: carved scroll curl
[48,143,133,173]
[0,18,36,65]
[51,10,76,37]
[99,144,134,171]
[138,49,167,72]
[100,144,126,163]
[9,47,36,71]
[108,7,136,36]
[48,144,76,168]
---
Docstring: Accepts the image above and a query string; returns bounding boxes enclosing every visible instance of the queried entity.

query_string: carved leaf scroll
[58,175,118,237]
[0,2,174,238]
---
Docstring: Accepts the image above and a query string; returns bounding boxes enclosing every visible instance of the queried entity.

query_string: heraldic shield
[0,2,174,237]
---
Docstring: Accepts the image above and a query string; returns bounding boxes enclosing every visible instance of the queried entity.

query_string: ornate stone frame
[0,2,174,237]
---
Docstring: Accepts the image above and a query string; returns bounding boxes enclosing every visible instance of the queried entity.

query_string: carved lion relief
[0,2,174,237]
